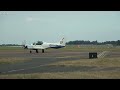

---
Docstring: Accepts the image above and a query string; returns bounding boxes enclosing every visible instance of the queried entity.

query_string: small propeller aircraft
[22,38,66,53]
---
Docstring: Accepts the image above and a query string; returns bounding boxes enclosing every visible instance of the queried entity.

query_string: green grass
[0,46,22,50]
[59,45,120,52]
[0,57,31,64]
[0,71,120,79]
[48,57,120,67]
[1,45,120,52]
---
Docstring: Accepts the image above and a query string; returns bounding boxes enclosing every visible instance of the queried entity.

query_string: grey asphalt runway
[0,50,90,58]
[0,50,120,75]
[0,50,90,74]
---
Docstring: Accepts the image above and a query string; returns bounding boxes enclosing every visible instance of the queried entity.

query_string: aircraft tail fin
[59,37,66,46]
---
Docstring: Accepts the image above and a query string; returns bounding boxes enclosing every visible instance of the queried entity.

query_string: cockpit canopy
[33,41,43,45]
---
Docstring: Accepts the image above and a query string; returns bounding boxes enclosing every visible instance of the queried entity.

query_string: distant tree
[66,40,120,46]
[117,40,120,45]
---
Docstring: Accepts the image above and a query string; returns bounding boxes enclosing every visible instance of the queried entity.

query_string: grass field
[0,46,22,50]
[48,57,120,67]
[0,71,120,79]
[61,45,120,52]
[1,45,120,52]
[0,57,31,64]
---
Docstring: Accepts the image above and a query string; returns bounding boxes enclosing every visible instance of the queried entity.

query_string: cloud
[26,17,41,22]
[26,17,33,22]
[25,17,58,25]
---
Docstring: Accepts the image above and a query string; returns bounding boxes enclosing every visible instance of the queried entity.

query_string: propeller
[22,40,28,49]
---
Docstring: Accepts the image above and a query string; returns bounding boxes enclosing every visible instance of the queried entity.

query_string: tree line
[1,40,120,46]
[66,40,120,46]
[0,44,20,46]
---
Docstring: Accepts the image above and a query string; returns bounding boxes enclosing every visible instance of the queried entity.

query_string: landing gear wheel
[42,49,44,53]
[36,50,38,53]
[30,50,32,53]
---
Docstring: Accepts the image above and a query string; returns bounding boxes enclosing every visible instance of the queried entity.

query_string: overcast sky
[0,11,120,44]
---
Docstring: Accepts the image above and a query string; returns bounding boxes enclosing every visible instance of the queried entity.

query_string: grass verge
[48,58,120,67]
[0,57,31,64]
[0,71,120,79]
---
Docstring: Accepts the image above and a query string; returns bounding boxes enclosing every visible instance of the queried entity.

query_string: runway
[0,50,120,75]
[0,50,89,74]
[0,50,90,58]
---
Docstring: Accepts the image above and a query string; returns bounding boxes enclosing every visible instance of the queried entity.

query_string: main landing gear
[36,49,38,53]
[42,49,44,53]
[30,49,44,53]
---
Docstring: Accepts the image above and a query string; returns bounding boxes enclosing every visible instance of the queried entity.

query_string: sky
[0,11,120,44]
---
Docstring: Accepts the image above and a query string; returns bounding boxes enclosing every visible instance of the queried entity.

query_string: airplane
[22,38,66,53]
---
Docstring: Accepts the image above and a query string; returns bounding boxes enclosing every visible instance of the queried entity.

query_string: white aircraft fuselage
[23,38,66,53]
